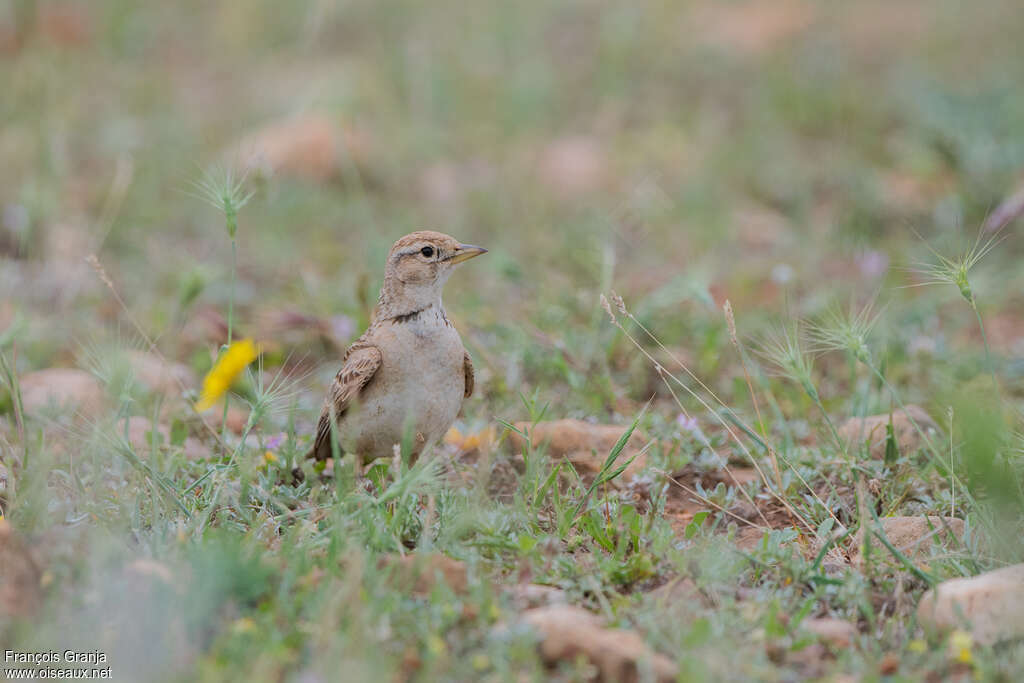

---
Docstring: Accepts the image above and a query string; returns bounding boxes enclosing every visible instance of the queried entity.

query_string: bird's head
[378,231,487,318]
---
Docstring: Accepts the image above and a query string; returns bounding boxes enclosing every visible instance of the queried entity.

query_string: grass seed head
[758,323,817,398]
[610,290,628,316]
[246,358,308,423]
[600,294,617,325]
[191,165,254,238]
[724,300,738,348]
[809,301,879,365]
[910,229,1005,306]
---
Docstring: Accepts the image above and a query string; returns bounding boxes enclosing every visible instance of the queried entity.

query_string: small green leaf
[600,415,640,473]
[684,510,711,539]
[683,617,712,646]
[884,418,899,465]
[533,462,561,508]
[170,419,188,447]
[816,516,834,543]
[764,603,787,637]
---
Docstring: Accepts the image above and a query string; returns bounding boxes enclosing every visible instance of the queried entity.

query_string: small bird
[307,231,487,465]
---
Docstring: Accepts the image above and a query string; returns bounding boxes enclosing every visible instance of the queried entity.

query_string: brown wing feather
[307,344,382,460]
[463,350,474,399]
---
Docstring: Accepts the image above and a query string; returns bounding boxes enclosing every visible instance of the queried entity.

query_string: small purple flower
[265,432,285,450]
[676,414,707,443]
[330,315,356,343]
[856,250,889,279]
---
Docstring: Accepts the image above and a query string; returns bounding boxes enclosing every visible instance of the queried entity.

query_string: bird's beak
[447,244,488,264]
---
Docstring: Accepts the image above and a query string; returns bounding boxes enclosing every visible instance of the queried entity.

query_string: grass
[2,0,1024,680]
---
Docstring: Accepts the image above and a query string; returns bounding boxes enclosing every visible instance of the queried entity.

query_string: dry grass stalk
[725,300,783,492]
[603,293,782,529]
[605,291,830,534]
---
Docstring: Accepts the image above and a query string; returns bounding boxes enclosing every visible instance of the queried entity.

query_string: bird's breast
[340,316,465,461]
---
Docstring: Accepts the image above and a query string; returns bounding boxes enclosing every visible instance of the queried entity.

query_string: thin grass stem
[604,308,811,531]
[971,302,1000,398]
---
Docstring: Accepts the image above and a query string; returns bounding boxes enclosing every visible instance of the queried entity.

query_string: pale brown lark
[307,231,487,464]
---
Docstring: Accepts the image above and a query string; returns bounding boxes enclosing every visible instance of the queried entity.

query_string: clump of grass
[571,412,643,524]
[602,292,823,534]
[809,300,980,520]
[193,354,306,534]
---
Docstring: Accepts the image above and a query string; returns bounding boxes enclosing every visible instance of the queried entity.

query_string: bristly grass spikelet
[188,164,253,346]
[808,300,881,365]
[189,164,254,239]
[907,226,1005,394]
[758,323,816,397]
[758,322,846,455]
[243,354,310,427]
[906,227,1004,305]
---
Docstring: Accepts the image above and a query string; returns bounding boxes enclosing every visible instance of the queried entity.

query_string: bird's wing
[307,343,382,460]
[463,350,474,399]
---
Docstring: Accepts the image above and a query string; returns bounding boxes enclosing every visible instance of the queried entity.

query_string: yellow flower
[444,426,494,452]
[195,338,260,411]
[232,617,256,634]
[949,630,973,664]
[264,451,278,464]
[907,639,927,653]
[426,634,447,656]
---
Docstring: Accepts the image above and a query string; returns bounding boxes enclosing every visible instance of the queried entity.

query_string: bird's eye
[420,246,434,258]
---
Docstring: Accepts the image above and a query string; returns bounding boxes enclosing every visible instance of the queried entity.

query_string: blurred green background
[4,0,1023,384]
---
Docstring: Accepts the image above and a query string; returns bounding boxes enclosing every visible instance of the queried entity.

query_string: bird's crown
[388,230,463,257]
